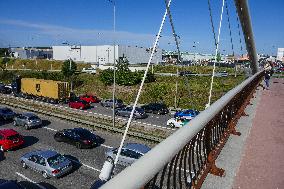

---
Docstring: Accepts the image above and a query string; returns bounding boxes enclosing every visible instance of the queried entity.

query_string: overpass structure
[101,0,263,188]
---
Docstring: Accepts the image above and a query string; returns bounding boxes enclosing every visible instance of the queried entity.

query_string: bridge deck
[233,77,284,189]
[202,77,284,189]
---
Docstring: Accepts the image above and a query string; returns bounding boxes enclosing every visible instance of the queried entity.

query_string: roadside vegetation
[0,59,245,110]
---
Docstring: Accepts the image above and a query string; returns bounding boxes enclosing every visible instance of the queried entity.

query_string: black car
[0,107,16,121]
[0,179,47,189]
[141,103,169,115]
[0,84,11,94]
[179,71,195,76]
[54,128,101,149]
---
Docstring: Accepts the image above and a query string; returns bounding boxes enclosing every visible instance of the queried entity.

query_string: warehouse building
[10,47,53,59]
[277,48,284,62]
[52,45,162,65]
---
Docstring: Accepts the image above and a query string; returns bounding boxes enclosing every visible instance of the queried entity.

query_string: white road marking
[70,160,101,172]
[94,112,98,115]
[16,172,36,183]
[89,111,93,114]
[101,144,113,149]
[156,117,160,119]
[43,127,58,132]
[16,172,46,189]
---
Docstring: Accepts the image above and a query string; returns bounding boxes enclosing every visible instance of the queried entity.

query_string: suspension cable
[207,0,217,49]
[206,0,225,109]
[113,0,172,166]
[164,0,181,63]
[225,0,237,76]
[235,3,244,55]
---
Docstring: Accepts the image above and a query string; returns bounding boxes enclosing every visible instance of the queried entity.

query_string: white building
[52,45,162,65]
[277,48,284,61]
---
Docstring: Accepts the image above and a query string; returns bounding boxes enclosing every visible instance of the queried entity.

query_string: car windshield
[76,129,94,138]
[47,154,66,166]
[7,134,20,140]
[28,116,39,120]
[1,108,13,114]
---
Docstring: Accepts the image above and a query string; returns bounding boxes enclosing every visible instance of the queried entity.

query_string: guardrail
[101,71,263,189]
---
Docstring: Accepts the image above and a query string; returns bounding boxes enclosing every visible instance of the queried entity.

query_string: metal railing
[101,71,263,189]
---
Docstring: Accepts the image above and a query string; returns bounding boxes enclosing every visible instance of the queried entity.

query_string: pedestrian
[264,62,272,89]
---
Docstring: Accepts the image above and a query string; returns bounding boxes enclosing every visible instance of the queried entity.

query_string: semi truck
[12,76,70,103]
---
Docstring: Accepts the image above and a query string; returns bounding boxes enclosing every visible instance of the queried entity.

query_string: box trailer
[20,78,70,101]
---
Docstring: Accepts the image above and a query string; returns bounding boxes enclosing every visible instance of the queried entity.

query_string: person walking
[264,62,272,89]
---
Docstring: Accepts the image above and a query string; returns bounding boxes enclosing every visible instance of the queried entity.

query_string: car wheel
[13,120,17,126]
[42,171,49,179]
[76,142,82,149]
[24,124,29,130]
[22,161,27,169]
[169,123,175,128]
[107,156,114,164]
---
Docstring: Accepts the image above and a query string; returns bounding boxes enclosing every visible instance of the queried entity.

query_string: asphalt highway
[0,107,153,189]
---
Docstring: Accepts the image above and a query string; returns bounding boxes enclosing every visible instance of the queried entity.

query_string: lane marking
[16,172,46,189]
[43,127,58,132]
[70,160,101,172]
[16,172,36,183]
[101,144,113,149]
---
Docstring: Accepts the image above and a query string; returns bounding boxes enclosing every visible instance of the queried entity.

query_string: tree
[216,52,222,62]
[61,59,77,78]
[0,57,10,70]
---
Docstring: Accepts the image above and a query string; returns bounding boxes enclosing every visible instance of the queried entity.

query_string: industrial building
[9,47,53,59]
[52,45,162,65]
[277,48,284,62]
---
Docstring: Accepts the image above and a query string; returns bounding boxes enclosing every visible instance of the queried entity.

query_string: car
[82,67,97,74]
[106,143,151,167]
[54,128,101,149]
[0,107,16,121]
[167,117,190,128]
[0,129,24,151]
[68,99,90,110]
[100,99,124,108]
[0,84,11,94]
[13,113,42,130]
[141,103,169,115]
[79,94,100,103]
[115,106,147,119]
[179,71,195,76]
[90,179,107,189]
[215,71,228,77]
[0,179,48,189]
[20,150,73,179]
[174,109,199,120]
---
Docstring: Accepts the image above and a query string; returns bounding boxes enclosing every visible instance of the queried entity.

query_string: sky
[0,0,283,55]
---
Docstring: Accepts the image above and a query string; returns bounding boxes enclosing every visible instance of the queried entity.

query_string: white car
[167,117,190,128]
[82,67,97,74]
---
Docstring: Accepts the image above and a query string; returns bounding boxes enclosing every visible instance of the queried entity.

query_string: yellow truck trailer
[21,78,70,101]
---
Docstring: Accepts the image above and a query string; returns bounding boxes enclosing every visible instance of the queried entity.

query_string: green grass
[0,59,245,110]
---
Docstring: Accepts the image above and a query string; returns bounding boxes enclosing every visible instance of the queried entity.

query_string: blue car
[174,109,199,120]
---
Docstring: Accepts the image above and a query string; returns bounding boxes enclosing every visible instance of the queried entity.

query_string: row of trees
[99,57,156,86]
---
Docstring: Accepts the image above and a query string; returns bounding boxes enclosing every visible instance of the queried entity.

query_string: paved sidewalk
[233,78,284,189]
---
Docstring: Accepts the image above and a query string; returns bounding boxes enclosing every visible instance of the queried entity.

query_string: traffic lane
[4,105,152,149]
[1,122,109,171]
[0,127,100,189]
[61,102,173,127]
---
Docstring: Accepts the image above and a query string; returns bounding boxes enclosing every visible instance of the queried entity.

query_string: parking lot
[0,107,152,189]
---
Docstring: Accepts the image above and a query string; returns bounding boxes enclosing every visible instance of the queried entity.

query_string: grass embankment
[0,59,245,111]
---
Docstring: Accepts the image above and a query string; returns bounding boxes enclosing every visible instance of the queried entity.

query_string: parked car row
[0,107,152,188]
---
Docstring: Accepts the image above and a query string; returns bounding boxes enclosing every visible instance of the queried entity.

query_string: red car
[69,99,90,110]
[0,129,24,151]
[79,95,100,103]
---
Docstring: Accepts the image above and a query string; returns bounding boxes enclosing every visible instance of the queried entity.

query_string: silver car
[20,150,73,179]
[13,113,42,130]
[100,99,124,108]
[115,107,147,119]
[106,143,151,166]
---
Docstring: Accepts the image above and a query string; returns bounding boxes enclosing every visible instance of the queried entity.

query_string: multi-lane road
[0,107,154,189]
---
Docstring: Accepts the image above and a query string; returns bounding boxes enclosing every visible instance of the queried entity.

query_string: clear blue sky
[0,0,283,55]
